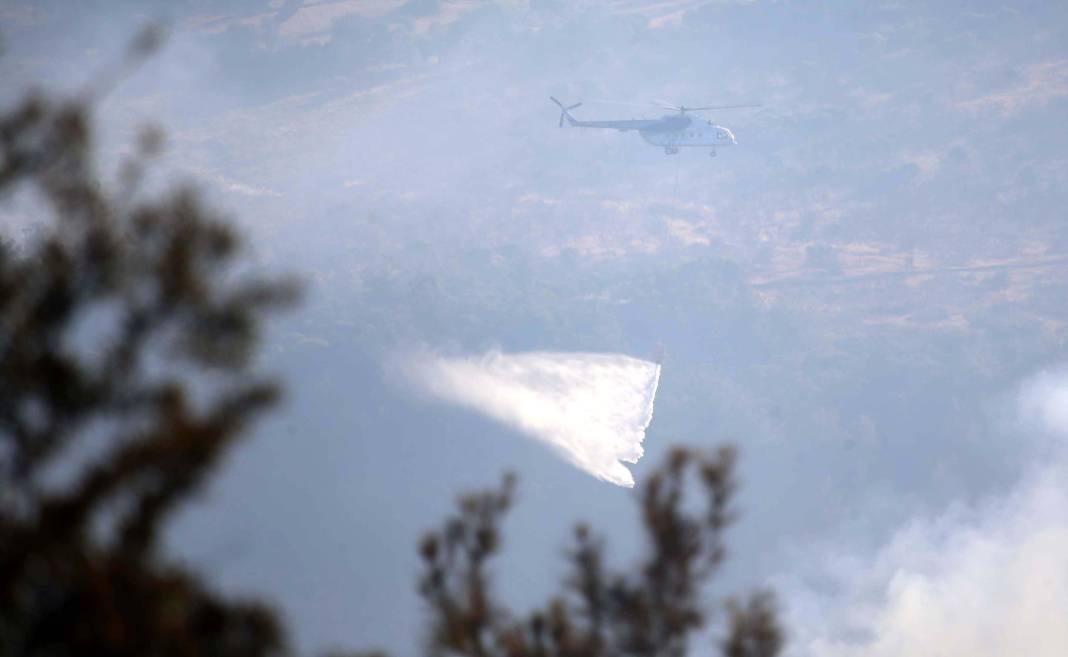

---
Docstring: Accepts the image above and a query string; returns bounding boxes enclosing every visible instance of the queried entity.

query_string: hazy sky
[3,1,1068,655]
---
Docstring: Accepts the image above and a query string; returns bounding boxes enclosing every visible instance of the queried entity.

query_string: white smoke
[1018,367,1068,437]
[780,368,1068,657]
[396,350,662,487]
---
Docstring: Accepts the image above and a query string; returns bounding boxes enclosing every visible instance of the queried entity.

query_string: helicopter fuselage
[639,115,737,151]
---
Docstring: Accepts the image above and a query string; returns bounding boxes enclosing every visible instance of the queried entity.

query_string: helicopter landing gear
[709,148,717,158]
[664,146,678,155]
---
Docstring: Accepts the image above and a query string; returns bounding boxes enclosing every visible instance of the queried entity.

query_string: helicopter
[549,97,759,157]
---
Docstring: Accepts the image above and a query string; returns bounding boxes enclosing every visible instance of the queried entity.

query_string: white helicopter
[550,97,759,157]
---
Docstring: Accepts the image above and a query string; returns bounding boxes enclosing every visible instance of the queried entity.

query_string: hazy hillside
[3,1,1067,654]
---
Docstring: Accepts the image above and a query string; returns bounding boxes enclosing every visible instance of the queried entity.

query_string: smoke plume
[780,368,1068,657]
[398,350,662,487]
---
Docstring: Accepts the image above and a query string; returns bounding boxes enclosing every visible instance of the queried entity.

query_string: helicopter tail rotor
[550,96,582,127]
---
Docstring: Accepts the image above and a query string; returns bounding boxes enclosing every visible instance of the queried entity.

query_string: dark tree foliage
[0,80,297,656]
[418,447,783,657]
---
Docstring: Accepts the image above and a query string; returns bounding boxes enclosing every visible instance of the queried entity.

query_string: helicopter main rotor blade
[649,100,763,112]
[682,103,764,111]
[586,99,659,109]
[651,99,681,111]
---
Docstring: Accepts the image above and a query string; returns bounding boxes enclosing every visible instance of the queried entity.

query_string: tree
[0,56,298,656]
[417,447,782,657]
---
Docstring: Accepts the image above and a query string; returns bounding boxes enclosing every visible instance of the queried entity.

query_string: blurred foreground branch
[418,447,783,657]
[1,82,297,655]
